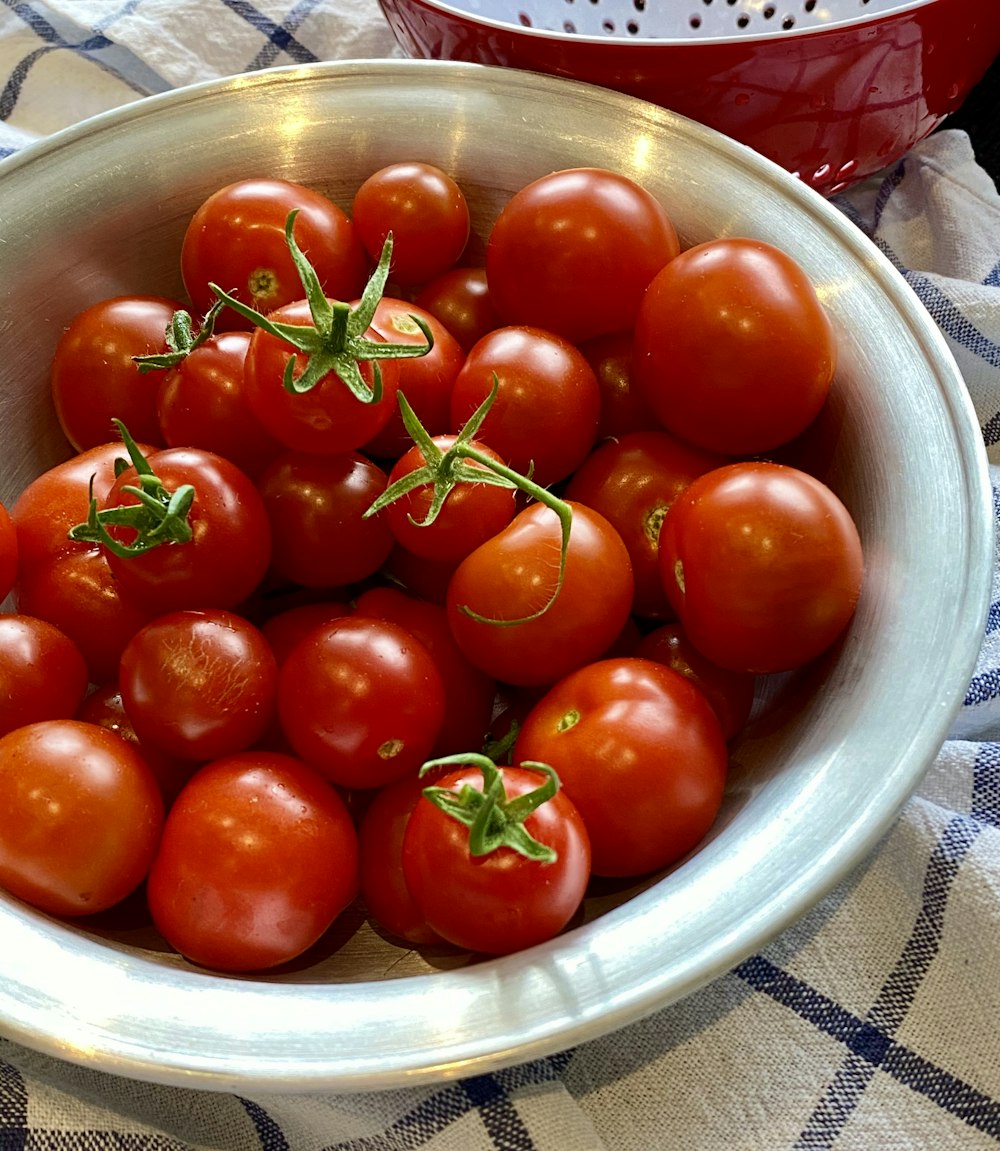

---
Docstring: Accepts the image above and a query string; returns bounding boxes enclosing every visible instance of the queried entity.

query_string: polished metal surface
[0,59,991,1093]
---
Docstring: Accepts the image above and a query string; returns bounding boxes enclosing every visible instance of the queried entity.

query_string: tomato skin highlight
[486,167,679,343]
[0,719,164,917]
[633,237,836,455]
[515,657,728,877]
[658,461,864,673]
[401,764,591,955]
[277,616,447,790]
[146,751,359,972]
[446,500,634,687]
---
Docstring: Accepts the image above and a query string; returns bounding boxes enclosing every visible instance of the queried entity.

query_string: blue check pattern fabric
[0,2,999,1148]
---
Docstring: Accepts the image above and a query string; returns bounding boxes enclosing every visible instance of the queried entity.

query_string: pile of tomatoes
[0,162,864,971]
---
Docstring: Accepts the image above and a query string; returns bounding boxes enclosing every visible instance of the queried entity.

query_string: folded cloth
[0,3,999,1149]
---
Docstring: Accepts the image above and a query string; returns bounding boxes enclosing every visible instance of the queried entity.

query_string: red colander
[377,0,1000,195]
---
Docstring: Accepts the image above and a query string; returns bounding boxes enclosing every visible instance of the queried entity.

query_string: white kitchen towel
[0,2,998,1149]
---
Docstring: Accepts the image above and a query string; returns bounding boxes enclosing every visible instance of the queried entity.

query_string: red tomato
[378,434,517,565]
[50,295,181,452]
[0,501,17,605]
[357,771,446,947]
[243,298,401,455]
[9,441,151,576]
[383,543,459,606]
[658,461,864,673]
[76,683,199,807]
[156,330,282,478]
[361,297,466,459]
[277,615,447,789]
[0,615,90,738]
[119,609,278,762]
[351,162,470,287]
[260,600,352,666]
[353,585,496,758]
[485,167,679,343]
[578,330,660,440]
[446,500,634,687]
[15,546,153,685]
[255,449,394,589]
[0,719,164,916]
[414,266,501,352]
[632,622,756,741]
[449,326,601,488]
[93,445,272,614]
[146,751,358,971]
[180,178,369,327]
[515,657,728,877]
[633,237,837,455]
[402,760,591,954]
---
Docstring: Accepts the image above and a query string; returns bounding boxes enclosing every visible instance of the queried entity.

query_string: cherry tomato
[96,445,272,614]
[446,500,634,687]
[485,167,679,343]
[564,429,727,619]
[277,615,447,790]
[255,449,394,589]
[632,622,756,741]
[243,298,401,455]
[15,546,153,685]
[449,326,601,488]
[156,329,282,479]
[357,770,446,947]
[0,501,17,604]
[361,297,466,460]
[414,266,501,352]
[180,177,369,327]
[378,435,517,565]
[0,615,90,738]
[9,441,151,576]
[0,719,164,916]
[633,237,837,455]
[260,600,352,666]
[515,657,728,877]
[401,759,591,955]
[578,330,660,440]
[383,543,459,606]
[146,751,358,971]
[658,461,864,673]
[351,162,470,287]
[50,295,181,452]
[353,585,496,758]
[119,609,278,762]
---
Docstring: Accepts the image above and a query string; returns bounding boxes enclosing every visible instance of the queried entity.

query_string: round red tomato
[446,500,634,687]
[564,429,727,619]
[277,615,447,790]
[633,237,837,455]
[578,329,660,440]
[51,295,181,452]
[180,177,369,327]
[156,329,282,478]
[146,751,358,971]
[84,443,272,614]
[515,657,728,877]
[255,449,394,589]
[260,600,352,667]
[119,609,278,762]
[449,325,601,488]
[0,719,164,916]
[401,759,591,954]
[485,167,679,343]
[414,266,501,352]
[658,461,864,673]
[351,161,470,287]
[0,615,90,738]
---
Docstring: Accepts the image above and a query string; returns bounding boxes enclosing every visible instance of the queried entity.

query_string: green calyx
[365,378,574,628]
[208,210,434,403]
[419,753,562,863]
[67,420,193,559]
[131,297,226,374]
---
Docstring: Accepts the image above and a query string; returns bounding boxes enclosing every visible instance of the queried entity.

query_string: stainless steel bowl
[0,59,991,1093]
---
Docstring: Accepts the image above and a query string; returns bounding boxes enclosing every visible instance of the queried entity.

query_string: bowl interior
[0,59,990,1092]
